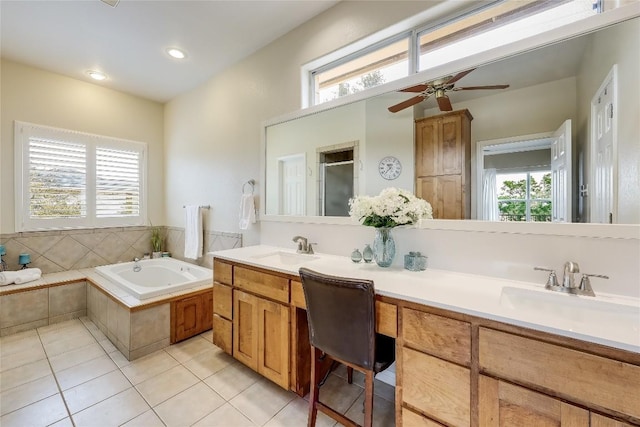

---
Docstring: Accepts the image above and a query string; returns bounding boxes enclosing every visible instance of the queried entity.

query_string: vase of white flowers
[349,188,432,267]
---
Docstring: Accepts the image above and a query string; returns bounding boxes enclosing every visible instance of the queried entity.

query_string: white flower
[348,187,433,228]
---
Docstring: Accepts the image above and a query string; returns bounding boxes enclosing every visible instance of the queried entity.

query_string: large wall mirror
[264,14,639,225]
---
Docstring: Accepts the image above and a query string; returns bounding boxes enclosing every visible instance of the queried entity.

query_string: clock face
[378,156,402,180]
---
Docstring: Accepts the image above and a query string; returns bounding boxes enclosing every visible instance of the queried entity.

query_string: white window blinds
[15,121,147,231]
[96,147,141,218]
[28,137,87,219]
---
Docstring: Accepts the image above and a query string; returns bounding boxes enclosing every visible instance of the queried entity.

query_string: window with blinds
[15,121,147,231]
[96,147,141,218]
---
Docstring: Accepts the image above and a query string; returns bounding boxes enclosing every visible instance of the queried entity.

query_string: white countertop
[210,245,640,354]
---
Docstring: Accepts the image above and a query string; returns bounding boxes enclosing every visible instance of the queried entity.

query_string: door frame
[474,132,552,220]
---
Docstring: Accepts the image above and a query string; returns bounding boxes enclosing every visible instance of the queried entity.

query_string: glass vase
[372,227,396,268]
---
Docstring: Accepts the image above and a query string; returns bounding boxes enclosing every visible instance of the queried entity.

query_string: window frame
[14,121,148,231]
[305,0,601,107]
[497,170,552,222]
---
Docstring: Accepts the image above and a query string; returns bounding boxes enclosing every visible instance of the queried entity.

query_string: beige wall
[164,1,456,245]
[0,59,165,233]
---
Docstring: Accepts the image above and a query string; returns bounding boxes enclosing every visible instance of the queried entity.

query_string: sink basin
[251,251,320,266]
[500,286,640,337]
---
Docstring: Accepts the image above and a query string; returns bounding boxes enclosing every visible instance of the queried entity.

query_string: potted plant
[150,226,164,258]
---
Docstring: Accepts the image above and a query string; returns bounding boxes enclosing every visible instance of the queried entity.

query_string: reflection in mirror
[265,16,639,224]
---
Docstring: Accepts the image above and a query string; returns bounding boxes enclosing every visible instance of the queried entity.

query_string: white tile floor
[0,318,395,426]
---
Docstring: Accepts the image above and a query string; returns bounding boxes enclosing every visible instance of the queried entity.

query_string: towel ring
[242,179,255,195]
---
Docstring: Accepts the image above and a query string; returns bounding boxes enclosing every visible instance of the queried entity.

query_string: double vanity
[211,245,640,426]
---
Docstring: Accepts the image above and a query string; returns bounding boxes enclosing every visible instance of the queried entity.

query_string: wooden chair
[299,268,396,427]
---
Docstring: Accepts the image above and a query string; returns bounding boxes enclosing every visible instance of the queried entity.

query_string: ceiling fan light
[87,70,107,81]
[166,48,187,59]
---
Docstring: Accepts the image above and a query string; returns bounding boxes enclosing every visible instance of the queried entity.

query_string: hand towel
[239,194,256,230]
[184,205,203,259]
[0,268,42,286]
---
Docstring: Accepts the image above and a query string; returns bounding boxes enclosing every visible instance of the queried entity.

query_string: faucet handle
[534,267,559,288]
[307,243,317,255]
[578,273,607,296]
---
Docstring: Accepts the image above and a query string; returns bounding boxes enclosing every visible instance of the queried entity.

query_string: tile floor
[0,318,395,426]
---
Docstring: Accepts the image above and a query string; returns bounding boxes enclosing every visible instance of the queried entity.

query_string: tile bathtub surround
[0,227,154,274]
[0,318,395,427]
[0,226,242,274]
[0,281,88,336]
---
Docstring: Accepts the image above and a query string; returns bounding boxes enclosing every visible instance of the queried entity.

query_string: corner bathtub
[95,258,212,299]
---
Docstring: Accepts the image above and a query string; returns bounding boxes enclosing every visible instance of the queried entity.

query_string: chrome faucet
[133,257,142,272]
[534,262,608,297]
[562,261,580,289]
[292,236,314,254]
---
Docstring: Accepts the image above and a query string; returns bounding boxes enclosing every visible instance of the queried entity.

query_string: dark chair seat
[299,267,396,427]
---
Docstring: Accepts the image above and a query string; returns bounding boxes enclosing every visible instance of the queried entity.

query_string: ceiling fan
[388,68,509,113]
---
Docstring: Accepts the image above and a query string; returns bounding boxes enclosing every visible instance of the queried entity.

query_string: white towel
[239,194,256,230]
[0,268,42,286]
[184,205,203,259]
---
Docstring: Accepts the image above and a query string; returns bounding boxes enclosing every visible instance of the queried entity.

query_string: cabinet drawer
[403,347,470,427]
[479,327,640,420]
[402,407,445,426]
[234,267,289,303]
[376,301,397,338]
[213,282,232,319]
[212,314,232,355]
[290,280,306,309]
[213,259,233,285]
[402,308,470,366]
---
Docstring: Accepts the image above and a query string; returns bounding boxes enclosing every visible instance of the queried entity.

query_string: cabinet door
[439,114,464,175]
[479,375,589,426]
[403,347,470,426]
[258,298,290,389]
[173,295,203,343]
[416,176,463,219]
[416,118,440,176]
[233,290,259,370]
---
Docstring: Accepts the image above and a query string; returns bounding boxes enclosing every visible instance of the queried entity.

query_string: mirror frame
[260,4,640,239]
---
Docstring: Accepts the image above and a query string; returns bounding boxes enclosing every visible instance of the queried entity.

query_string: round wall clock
[378,156,402,180]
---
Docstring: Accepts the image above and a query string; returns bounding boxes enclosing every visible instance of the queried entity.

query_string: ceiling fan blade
[445,68,475,85]
[436,94,452,111]
[453,84,510,91]
[400,84,430,93]
[388,95,428,113]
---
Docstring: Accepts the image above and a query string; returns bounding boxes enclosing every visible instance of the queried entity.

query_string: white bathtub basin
[95,258,211,300]
[250,251,319,266]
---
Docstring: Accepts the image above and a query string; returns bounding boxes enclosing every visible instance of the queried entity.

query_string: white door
[550,119,572,222]
[590,67,617,224]
[278,154,305,215]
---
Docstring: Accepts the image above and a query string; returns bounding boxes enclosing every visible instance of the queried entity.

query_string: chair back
[299,268,376,371]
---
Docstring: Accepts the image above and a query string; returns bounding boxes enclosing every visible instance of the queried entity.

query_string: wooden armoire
[415,109,473,219]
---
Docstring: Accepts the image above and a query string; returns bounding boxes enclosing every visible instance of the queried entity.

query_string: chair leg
[308,346,321,427]
[363,370,374,427]
[347,366,353,384]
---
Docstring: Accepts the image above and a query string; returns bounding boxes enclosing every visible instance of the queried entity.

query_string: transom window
[15,121,147,231]
[308,0,599,106]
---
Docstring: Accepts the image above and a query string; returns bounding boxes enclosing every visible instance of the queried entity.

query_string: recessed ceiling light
[87,70,107,81]
[166,48,187,60]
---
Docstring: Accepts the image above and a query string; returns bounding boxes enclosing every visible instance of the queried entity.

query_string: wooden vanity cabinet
[400,307,472,426]
[397,303,640,427]
[415,109,472,219]
[212,260,233,354]
[228,265,291,390]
